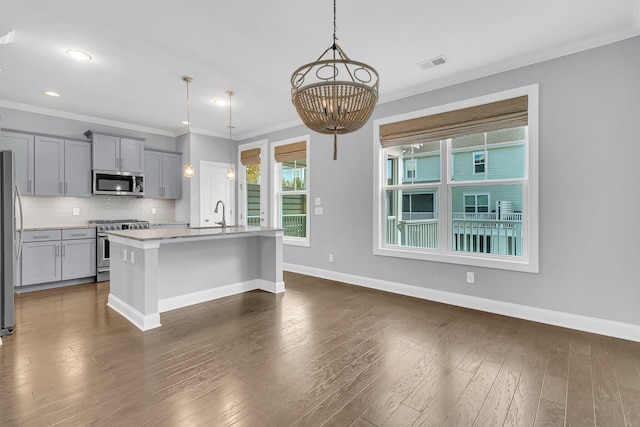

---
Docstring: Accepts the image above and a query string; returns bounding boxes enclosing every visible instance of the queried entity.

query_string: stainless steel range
[89,219,150,282]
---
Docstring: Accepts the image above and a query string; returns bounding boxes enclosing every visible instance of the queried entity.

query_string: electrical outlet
[329,254,334,262]
[123,249,128,262]
[151,207,157,215]
[466,272,475,283]
[130,251,135,264]
[72,207,80,216]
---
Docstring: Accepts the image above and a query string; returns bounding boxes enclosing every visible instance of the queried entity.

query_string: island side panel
[108,241,161,331]
[259,233,284,293]
[156,236,262,312]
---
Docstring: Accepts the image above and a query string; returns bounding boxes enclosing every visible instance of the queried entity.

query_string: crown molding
[0,99,175,137]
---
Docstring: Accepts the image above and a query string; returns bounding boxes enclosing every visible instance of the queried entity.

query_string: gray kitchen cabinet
[34,137,92,197]
[144,150,181,199]
[62,239,96,280]
[20,228,95,286]
[64,140,92,197]
[86,131,144,173]
[34,136,65,196]
[0,130,35,195]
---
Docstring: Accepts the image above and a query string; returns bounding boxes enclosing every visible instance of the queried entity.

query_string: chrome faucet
[214,200,226,228]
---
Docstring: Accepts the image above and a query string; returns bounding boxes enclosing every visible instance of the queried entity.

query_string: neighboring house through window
[374,85,539,272]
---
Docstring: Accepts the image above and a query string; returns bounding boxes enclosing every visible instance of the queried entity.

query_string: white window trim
[373,84,539,273]
[271,135,311,247]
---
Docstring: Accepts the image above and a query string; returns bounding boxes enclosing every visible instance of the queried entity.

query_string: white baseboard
[107,294,161,332]
[158,279,284,313]
[284,263,640,343]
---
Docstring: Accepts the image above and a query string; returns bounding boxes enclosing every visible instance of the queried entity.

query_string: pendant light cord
[186,79,191,163]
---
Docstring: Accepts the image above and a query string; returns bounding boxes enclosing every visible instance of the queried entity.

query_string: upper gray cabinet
[34,136,92,197]
[86,131,144,173]
[144,150,181,199]
[0,131,35,195]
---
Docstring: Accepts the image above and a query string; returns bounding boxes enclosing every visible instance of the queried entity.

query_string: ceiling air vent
[417,55,448,70]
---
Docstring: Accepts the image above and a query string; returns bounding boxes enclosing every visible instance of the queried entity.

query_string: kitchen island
[106,226,284,331]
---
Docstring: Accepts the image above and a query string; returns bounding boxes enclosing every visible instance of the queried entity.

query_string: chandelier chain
[332,0,337,47]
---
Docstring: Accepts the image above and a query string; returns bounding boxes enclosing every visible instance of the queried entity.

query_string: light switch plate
[315,206,324,215]
[315,197,321,206]
[130,251,135,264]
[151,207,157,215]
[72,207,80,216]
[123,249,127,262]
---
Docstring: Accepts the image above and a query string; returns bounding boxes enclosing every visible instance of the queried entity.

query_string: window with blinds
[374,86,539,273]
[272,137,310,246]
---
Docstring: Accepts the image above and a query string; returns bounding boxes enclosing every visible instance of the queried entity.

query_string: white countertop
[107,226,282,242]
[23,224,92,231]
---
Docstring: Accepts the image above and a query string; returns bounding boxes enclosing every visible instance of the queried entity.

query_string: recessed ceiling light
[44,91,61,97]
[212,99,228,106]
[66,50,92,61]
[181,121,190,125]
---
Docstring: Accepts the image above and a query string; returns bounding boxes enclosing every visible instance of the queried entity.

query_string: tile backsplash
[20,196,175,227]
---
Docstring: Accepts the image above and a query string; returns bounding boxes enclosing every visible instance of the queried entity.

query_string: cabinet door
[162,153,182,199]
[34,136,65,196]
[64,140,92,197]
[120,138,144,173]
[21,241,61,285]
[0,131,35,195]
[62,239,96,280]
[144,151,162,198]
[92,134,120,171]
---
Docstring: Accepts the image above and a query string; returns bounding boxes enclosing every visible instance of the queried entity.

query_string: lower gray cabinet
[20,228,95,286]
[21,241,62,286]
[62,239,96,280]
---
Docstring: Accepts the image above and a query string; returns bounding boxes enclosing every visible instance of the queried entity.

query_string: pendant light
[291,0,379,160]
[182,76,195,178]
[226,90,236,181]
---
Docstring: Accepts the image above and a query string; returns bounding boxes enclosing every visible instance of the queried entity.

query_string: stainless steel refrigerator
[1,149,23,337]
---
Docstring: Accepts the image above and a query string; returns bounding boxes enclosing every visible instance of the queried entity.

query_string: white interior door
[200,161,235,227]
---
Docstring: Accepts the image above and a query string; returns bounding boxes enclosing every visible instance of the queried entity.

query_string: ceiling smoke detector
[417,55,448,70]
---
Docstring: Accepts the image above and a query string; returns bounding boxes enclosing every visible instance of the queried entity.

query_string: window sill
[374,245,538,273]
[284,237,310,248]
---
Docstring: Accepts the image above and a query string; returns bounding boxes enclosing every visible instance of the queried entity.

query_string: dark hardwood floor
[1,272,639,426]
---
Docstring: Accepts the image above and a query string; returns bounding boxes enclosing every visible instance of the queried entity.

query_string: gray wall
[0,107,176,151]
[175,132,238,225]
[244,36,640,327]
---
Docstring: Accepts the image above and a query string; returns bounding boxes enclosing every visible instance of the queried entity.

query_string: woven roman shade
[380,96,528,147]
[274,141,306,162]
[240,148,261,166]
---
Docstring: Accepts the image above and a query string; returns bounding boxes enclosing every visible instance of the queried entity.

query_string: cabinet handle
[62,245,66,257]
[34,235,49,239]
[59,182,62,193]
[65,182,68,194]
[115,156,118,169]
[28,180,32,193]
[71,233,85,237]
[55,246,59,257]
[120,158,123,170]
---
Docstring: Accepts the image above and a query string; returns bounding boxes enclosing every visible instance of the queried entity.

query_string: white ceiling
[1,1,639,140]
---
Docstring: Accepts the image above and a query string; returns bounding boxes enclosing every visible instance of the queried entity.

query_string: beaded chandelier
[291,0,379,160]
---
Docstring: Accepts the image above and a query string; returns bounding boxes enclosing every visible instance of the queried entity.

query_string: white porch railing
[247,216,261,227]
[387,213,523,256]
[398,219,439,248]
[282,214,306,237]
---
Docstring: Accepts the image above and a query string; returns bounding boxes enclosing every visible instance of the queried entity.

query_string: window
[239,146,264,227]
[272,136,310,246]
[473,152,485,175]
[374,85,539,272]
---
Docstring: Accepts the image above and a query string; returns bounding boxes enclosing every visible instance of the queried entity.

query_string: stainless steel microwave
[93,170,144,197]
